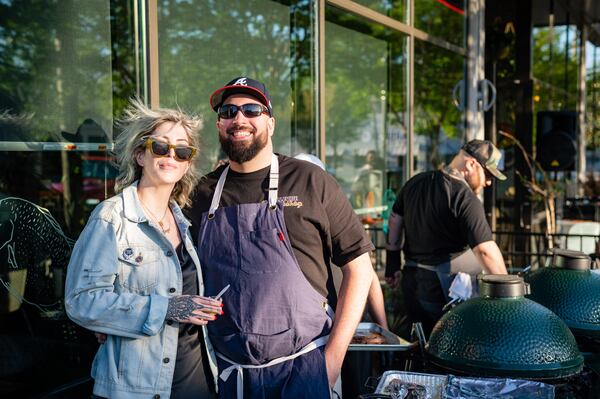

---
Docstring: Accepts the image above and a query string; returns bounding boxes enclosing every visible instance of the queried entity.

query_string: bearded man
[186,77,376,399]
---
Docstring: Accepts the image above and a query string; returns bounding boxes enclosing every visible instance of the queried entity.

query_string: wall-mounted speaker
[536,111,577,171]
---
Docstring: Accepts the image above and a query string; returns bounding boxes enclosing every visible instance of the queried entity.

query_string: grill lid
[479,275,530,298]
[427,275,583,379]
[526,249,600,338]
[550,248,592,271]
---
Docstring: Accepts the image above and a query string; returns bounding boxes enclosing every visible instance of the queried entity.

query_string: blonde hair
[113,99,202,208]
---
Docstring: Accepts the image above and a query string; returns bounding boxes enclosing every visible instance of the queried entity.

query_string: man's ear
[267,117,275,137]
[465,158,476,170]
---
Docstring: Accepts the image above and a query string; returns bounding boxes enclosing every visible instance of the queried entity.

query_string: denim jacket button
[169,287,176,293]
[166,320,173,326]
[154,395,160,399]
[163,357,170,364]
[166,250,173,257]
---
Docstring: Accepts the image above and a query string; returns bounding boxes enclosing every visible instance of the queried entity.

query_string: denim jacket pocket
[95,335,122,381]
[116,244,159,293]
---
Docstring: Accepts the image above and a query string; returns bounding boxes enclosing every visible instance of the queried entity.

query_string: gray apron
[405,248,481,301]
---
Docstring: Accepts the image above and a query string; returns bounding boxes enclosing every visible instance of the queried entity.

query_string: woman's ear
[135,150,144,167]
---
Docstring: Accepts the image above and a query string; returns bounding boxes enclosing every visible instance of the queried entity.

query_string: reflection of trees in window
[533,26,580,112]
[415,0,464,46]
[0,0,136,136]
[414,41,464,169]
[110,0,138,119]
[0,0,117,141]
[157,0,316,171]
[351,0,406,22]
[0,0,134,235]
[487,16,517,132]
[325,6,406,174]
[585,43,600,194]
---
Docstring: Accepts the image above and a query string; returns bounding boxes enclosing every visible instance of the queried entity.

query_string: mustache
[226,125,256,135]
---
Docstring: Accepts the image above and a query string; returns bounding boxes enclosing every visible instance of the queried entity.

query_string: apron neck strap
[268,153,279,208]
[208,154,279,217]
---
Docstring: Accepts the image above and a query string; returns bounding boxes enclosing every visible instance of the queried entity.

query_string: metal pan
[375,370,447,399]
[348,322,416,352]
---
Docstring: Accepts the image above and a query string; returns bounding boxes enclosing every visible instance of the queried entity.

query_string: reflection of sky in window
[533,26,578,56]
[585,42,600,71]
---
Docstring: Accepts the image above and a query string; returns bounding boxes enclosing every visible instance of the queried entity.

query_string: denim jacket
[65,183,218,399]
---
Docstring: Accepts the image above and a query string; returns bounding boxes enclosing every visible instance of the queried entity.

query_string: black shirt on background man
[393,169,493,265]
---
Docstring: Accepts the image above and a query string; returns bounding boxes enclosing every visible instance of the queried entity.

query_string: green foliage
[0,0,137,142]
[532,26,579,113]
[157,0,317,172]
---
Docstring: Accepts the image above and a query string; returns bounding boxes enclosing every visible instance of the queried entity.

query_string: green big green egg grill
[426,274,583,379]
[526,248,600,340]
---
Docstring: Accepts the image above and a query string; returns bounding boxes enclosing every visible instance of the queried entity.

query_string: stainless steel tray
[375,370,448,399]
[348,322,416,352]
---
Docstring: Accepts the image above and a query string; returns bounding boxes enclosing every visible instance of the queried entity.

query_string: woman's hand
[166,295,223,325]
[95,332,107,344]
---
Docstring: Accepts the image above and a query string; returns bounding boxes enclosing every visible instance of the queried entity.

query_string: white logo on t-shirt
[233,78,247,86]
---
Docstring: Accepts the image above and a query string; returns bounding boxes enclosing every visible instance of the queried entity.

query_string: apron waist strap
[218,335,330,399]
[404,259,450,273]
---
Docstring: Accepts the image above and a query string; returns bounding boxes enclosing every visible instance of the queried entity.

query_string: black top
[187,154,374,308]
[170,243,215,399]
[392,169,492,266]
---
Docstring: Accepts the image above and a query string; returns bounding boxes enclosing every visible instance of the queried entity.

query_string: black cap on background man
[461,139,507,180]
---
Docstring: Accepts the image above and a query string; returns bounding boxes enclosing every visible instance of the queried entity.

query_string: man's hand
[385,270,401,289]
[324,253,373,387]
[167,295,223,325]
[324,347,343,387]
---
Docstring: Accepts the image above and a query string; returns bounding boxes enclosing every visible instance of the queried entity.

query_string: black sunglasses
[217,103,270,119]
[475,160,493,180]
[143,138,197,162]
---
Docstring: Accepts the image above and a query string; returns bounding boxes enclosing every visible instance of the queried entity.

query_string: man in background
[386,140,508,336]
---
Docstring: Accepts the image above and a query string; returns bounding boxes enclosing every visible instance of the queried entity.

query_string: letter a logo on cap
[233,78,247,86]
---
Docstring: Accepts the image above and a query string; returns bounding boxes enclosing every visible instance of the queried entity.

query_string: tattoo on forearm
[166,296,205,322]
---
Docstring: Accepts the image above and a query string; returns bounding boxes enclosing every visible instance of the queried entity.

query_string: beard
[467,178,483,195]
[219,126,268,164]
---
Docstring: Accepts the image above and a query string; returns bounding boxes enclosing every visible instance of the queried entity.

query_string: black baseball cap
[461,139,507,180]
[209,77,273,116]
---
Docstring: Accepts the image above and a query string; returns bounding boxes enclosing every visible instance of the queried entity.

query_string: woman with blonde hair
[65,99,222,399]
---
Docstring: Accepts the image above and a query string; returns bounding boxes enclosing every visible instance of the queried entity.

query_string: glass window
[351,0,406,23]
[157,0,317,173]
[533,25,580,114]
[0,1,135,396]
[415,0,465,47]
[325,6,407,217]
[413,40,465,173]
[585,41,600,187]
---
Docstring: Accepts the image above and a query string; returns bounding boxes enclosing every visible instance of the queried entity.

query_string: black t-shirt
[170,243,215,399]
[393,169,492,265]
[186,154,374,306]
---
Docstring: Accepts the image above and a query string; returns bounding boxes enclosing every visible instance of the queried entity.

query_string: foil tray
[348,322,416,352]
[375,370,448,399]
